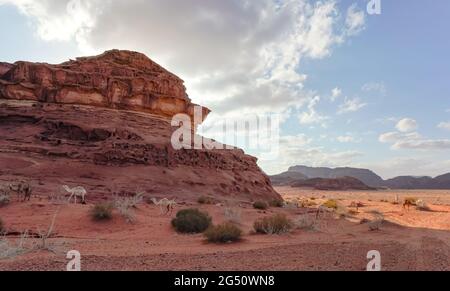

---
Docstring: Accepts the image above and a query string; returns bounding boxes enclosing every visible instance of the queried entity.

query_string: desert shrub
[204,222,242,243]
[269,199,284,208]
[197,196,215,205]
[254,214,293,235]
[294,214,317,231]
[0,193,10,207]
[90,203,114,221]
[114,192,144,223]
[224,207,241,224]
[0,218,4,232]
[416,200,431,211]
[368,210,384,231]
[253,201,268,210]
[404,197,418,205]
[322,199,338,210]
[348,209,359,215]
[171,208,212,234]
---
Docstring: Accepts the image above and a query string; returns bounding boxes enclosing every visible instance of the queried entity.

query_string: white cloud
[379,122,450,151]
[330,87,342,102]
[337,134,360,143]
[345,3,366,36]
[438,121,450,131]
[0,0,366,120]
[396,118,418,132]
[338,97,367,114]
[298,96,328,126]
[362,81,386,95]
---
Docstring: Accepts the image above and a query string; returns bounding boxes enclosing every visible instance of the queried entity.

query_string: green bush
[197,196,215,205]
[254,214,293,235]
[269,199,284,208]
[253,201,268,210]
[204,222,242,243]
[91,203,114,221]
[172,208,212,234]
[322,199,338,210]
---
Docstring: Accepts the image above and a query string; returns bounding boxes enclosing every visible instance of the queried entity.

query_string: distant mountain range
[271,165,450,190]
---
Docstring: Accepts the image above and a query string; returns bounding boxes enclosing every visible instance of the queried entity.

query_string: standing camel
[151,198,177,215]
[9,181,32,202]
[63,185,87,204]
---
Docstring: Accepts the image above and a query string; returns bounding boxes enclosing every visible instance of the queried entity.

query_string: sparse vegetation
[224,207,242,224]
[114,192,144,223]
[197,196,215,205]
[91,202,114,221]
[269,199,284,208]
[254,214,293,235]
[253,201,268,210]
[204,222,242,243]
[171,208,212,234]
[294,214,318,231]
[368,210,384,231]
[0,193,10,207]
[322,199,338,210]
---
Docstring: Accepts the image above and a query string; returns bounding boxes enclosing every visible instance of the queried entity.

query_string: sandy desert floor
[0,186,449,271]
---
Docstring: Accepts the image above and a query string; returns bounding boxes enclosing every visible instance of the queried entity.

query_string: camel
[151,198,177,215]
[9,181,32,202]
[403,199,416,211]
[63,185,87,204]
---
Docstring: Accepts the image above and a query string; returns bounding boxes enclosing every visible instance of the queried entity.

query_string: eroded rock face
[0,50,210,120]
[0,51,279,203]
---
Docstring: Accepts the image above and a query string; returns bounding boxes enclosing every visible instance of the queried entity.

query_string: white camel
[63,185,87,204]
[151,198,177,215]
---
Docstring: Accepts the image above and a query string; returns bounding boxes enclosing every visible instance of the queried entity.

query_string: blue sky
[0,0,449,178]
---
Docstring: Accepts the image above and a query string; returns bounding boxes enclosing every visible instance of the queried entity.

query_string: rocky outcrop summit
[0,50,279,203]
[0,50,210,121]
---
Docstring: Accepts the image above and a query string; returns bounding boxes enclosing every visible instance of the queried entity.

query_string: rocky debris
[0,51,280,203]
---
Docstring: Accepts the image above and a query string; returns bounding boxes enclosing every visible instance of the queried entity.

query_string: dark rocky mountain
[290,177,375,191]
[272,165,450,190]
[288,165,384,187]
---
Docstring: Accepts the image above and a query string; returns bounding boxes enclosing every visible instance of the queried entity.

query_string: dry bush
[171,208,212,234]
[0,218,4,233]
[91,203,114,221]
[113,192,144,223]
[35,212,58,251]
[204,222,242,243]
[253,201,268,210]
[269,199,284,208]
[294,214,318,231]
[0,193,10,207]
[368,210,384,231]
[197,196,215,205]
[254,214,293,235]
[322,199,338,210]
[0,231,30,260]
[416,200,431,211]
[223,207,241,224]
[47,192,69,205]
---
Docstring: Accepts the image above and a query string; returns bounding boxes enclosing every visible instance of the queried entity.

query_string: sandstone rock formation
[0,50,280,203]
[0,50,210,121]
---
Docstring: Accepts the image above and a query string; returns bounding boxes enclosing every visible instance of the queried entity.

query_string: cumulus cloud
[0,0,366,119]
[338,97,367,114]
[380,121,450,151]
[330,87,342,102]
[396,118,418,132]
[362,81,386,95]
[438,121,450,131]
[337,134,360,143]
[298,96,328,126]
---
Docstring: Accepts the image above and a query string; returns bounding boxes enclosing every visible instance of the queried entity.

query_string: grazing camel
[9,181,32,202]
[403,198,416,211]
[151,198,177,215]
[63,185,87,204]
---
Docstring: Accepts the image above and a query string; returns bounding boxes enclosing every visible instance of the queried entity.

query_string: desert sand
[0,186,449,271]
